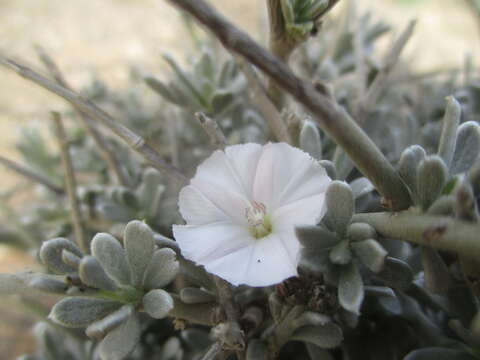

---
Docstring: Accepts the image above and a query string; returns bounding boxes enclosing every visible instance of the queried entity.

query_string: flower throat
[245,201,272,239]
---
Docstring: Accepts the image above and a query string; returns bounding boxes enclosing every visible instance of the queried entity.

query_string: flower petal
[172,222,252,264]
[272,193,327,231]
[224,143,264,199]
[178,185,230,225]
[204,233,298,287]
[190,150,251,224]
[242,233,298,287]
[253,143,329,210]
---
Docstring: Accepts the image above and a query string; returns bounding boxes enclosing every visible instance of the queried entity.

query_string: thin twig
[0,155,64,195]
[213,276,245,359]
[51,112,88,253]
[165,0,411,210]
[357,20,417,122]
[0,55,187,184]
[195,112,227,149]
[201,342,222,360]
[353,6,367,104]
[35,46,132,188]
[353,211,480,260]
[235,58,291,144]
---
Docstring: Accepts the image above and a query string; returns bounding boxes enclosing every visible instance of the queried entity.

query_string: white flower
[172,143,331,287]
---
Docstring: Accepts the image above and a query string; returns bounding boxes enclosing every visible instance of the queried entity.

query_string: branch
[0,55,188,184]
[357,20,416,122]
[0,155,64,195]
[353,211,480,260]
[165,0,411,210]
[235,57,291,143]
[51,112,88,253]
[35,46,132,188]
[195,112,227,149]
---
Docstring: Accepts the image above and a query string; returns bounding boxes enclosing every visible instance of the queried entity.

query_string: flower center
[245,201,272,239]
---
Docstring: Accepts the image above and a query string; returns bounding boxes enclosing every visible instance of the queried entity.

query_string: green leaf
[451,121,480,175]
[144,76,179,105]
[0,273,27,295]
[338,263,364,314]
[325,181,354,236]
[28,274,68,294]
[398,145,426,201]
[295,225,339,250]
[351,239,387,273]
[79,256,118,291]
[99,312,141,360]
[49,297,122,328]
[437,96,461,168]
[300,120,322,160]
[124,220,155,287]
[143,248,179,290]
[291,323,343,349]
[416,155,448,211]
[91,233,131,286]
[347,222,377,242]
[143,289,174,319]
[86,305,133,340]
[329,240,352,265]
[39,238,83,274]
[376,257,413,290]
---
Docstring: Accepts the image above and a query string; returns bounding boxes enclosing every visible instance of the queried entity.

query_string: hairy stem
[166,0,411,210]
[52,112,88,253]
[0,55,187,183]
[235,57,291,143]
[353,211,480,259]
[35,46,132,188]
[0,155,64,195]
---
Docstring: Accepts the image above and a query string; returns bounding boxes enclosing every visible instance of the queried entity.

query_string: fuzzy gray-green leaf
[49,297,122,328]
[79,256,117,291]
[0,273,27,295]
[437,96,461,168]
[349,177,374,199]
[99,312,141,360]
[416,155,448,211]
[143,248,179,290]
[295,225,339,250]
[451,121,480,175]
[143,289,174,319]
[398,145,426,201]
[39,238,83,274]
[124,220,155,287]
[329,240,352,265]
[376,257,413,290]
[28,274,68,294]
[347,222,377,242]
[325,181,354,236]
[300,120,322,160]
[86,305,133,340]
[91,233,131,286]
[319,160,336,180]
[351,239,387,273]
[338,262,364,314]
[291,323,343,349]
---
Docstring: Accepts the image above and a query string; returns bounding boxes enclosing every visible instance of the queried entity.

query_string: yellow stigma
[245,201,272,239]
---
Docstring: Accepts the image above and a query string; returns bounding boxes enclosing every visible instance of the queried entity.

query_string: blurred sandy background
[0,0,478,358]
